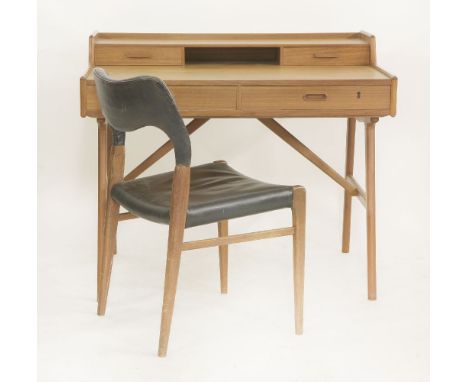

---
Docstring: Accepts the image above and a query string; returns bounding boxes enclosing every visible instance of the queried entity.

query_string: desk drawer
[240,86,390,111]
[94,45,183,65]
[282,46,369,66]
[169,86,237,111]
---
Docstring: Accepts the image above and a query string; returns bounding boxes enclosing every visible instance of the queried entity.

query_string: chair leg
[157,236,183,357]
[292,186,306,335]
[157,165,190,357]
[97,143,125,315]
[112,217,118,255]
[97,198,119,315]
[217,220,228,294]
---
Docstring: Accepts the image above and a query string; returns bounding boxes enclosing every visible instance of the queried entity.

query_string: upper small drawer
[282,46,370,66]
[94,45,183,66]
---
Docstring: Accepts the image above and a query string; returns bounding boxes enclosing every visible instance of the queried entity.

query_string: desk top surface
[85,65,391,85]
[93,33,368,46]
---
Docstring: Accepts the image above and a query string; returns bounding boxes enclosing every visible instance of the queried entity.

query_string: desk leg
[258,117,377,299]
[342,118,356,253]
[106,126,118,256]
[365,118,378,300]
[97,118,109,301]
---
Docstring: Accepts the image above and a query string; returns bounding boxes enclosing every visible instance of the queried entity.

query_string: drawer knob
[313,54,338,59]
[303,93,327,101]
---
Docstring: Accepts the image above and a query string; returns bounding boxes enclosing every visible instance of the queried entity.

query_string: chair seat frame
[97,140,306,357]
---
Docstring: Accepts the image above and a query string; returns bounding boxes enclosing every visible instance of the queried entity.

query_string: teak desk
[80,32,397,301]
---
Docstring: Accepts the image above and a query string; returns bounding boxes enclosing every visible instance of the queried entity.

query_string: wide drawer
[282,46,370,66]
[239,86,390,110]
[169,86,237,111]
[94,45,183,66]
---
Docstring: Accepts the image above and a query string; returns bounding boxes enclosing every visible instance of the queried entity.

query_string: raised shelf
[185,47,280,65]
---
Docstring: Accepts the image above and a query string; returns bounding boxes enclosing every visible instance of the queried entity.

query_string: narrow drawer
[94,45,183,65]
[169,86,237,111]
[240,86,390,111]
[282,46,370,66]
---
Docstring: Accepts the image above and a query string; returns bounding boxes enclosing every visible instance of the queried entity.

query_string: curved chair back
[93,68,191,165]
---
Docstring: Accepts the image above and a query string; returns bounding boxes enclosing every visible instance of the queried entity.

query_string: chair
[93,68,307,357]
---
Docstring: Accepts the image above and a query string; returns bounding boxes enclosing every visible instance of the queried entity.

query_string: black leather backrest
[93,68,191,165]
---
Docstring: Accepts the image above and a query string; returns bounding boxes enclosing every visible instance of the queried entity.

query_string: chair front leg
[157,231,184,357]
[292,186,306,335]
[158,165,190,357]
[217,220,228,294]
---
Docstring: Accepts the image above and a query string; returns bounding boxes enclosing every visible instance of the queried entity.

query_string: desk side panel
[80,76,87,117]
[390,77,398,116]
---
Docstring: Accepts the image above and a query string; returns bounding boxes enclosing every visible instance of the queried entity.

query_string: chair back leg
[97,198,119,315]
[217,220,229,294]
[98,145,125,315]
[292,186,306,335]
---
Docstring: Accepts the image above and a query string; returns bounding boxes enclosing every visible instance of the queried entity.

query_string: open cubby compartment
[184,47,280,65]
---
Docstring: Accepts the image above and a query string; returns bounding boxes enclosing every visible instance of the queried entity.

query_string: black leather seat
[112,161,294,228]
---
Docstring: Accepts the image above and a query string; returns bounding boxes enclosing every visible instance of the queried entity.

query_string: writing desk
[80,32,397,300]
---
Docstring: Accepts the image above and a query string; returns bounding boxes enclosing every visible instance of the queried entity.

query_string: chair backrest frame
[93,68,191,166]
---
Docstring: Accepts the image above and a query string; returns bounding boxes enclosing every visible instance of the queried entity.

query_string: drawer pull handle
[303,93,327,101]
[313,54,338,59]
[125,54,152,59]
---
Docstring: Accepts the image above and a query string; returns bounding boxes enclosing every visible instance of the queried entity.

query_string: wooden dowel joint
[118,212,138,221]
[346,175,367,207]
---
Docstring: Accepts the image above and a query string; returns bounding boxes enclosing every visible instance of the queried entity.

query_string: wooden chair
[93,68,307,357]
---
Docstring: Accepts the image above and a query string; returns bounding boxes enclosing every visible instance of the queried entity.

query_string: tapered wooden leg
[111,211,119,256]
[112,227,118,255]
[157,240,183,357]
[365,119,378,300]
[97,194,120,315]
[97,118,108,300]
[217,220,228,294]
[158,165,190,357]
[97,144,125,315]
[107,126,118,256]
[342,118,356,253]
[292,186,306,335]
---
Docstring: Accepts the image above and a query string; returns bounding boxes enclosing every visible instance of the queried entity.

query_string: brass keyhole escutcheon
[357,91,361,99]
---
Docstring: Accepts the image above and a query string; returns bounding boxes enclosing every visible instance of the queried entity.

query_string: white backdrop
[38,1,428,381]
